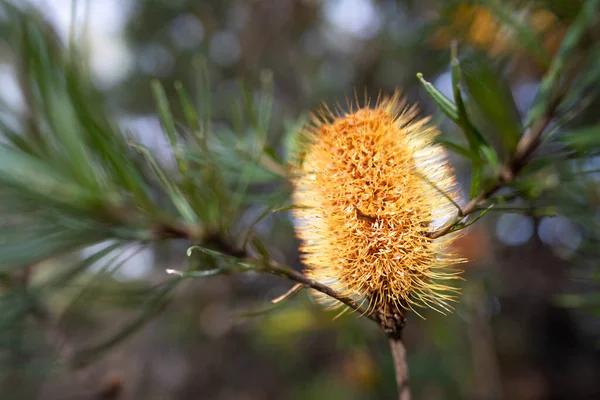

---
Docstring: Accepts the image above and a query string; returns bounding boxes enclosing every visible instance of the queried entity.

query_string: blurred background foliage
[0,0,599,399]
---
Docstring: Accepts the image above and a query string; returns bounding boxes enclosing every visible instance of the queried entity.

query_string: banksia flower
[290,92,463,316]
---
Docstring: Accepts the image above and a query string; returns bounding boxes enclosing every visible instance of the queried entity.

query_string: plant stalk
[389,335,411,400]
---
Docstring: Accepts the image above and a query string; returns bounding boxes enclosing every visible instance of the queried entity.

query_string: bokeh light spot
[496,213,534,246]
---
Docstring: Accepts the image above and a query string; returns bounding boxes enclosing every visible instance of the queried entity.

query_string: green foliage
[418,0,600,242]
[460,53,522,154]
[0,3,290,382]
[560,124,600,154]
[1,0,600,397]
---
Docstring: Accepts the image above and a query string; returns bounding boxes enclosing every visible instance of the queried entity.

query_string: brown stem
[262,259,379,323]
[389,335,411,400]
[271,283,303,304]
[151,220,204,242]
[377,309,410,399]
[150,225,378,322]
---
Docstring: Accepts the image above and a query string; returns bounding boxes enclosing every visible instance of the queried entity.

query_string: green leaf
[174,81,200,134]
[509,169,560,198]
[526,0,600,126]
[418,68,498,171]
[0,114,40,155]
[450,46,496,199]
[450,48,489,151]
[151,80,178,149]
[560,124,600,153]
[193,56,211,145]
[417,72,459,123]
[186,245,255,270]
[166,268,224,279]
[449,204,495,234]
[64,63,151,206]
[461,54,522,152]
[0,226,106,268]
[469,163,482,200]
[152,80,187,174]
[437,138,478,161]
[229,77,275,213]
[0,146,100,211]
[251,237,270,261]
[242,201,285,249]
[480,145,500,169]
[20,22,102,188]
[257,70,274,136]
[130,143,198,225]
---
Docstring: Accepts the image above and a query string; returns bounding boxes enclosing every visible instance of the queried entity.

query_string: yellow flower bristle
[290,92,464,317]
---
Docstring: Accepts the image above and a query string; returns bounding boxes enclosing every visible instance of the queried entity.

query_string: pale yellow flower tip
[290,91,465,317]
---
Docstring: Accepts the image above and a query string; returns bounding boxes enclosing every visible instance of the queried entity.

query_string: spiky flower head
[290,92,463,317]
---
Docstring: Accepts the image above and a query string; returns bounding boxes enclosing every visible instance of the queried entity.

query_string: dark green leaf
[450,46,496,199]
[451,48,489,151]
[251,237,270,261]
[461,54,522,152]
[560,125,600,153]
[417,73,459,123]
[469,163,482,200]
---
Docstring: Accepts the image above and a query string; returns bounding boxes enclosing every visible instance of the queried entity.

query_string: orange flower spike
[291,92,464,317]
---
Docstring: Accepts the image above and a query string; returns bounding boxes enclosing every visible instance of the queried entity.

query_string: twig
[261,259,380,323]
[428,109,555,239]
[183,238,377,321]
[271,283,303,304]
[151,220,204,242]
[389,336,411,400]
